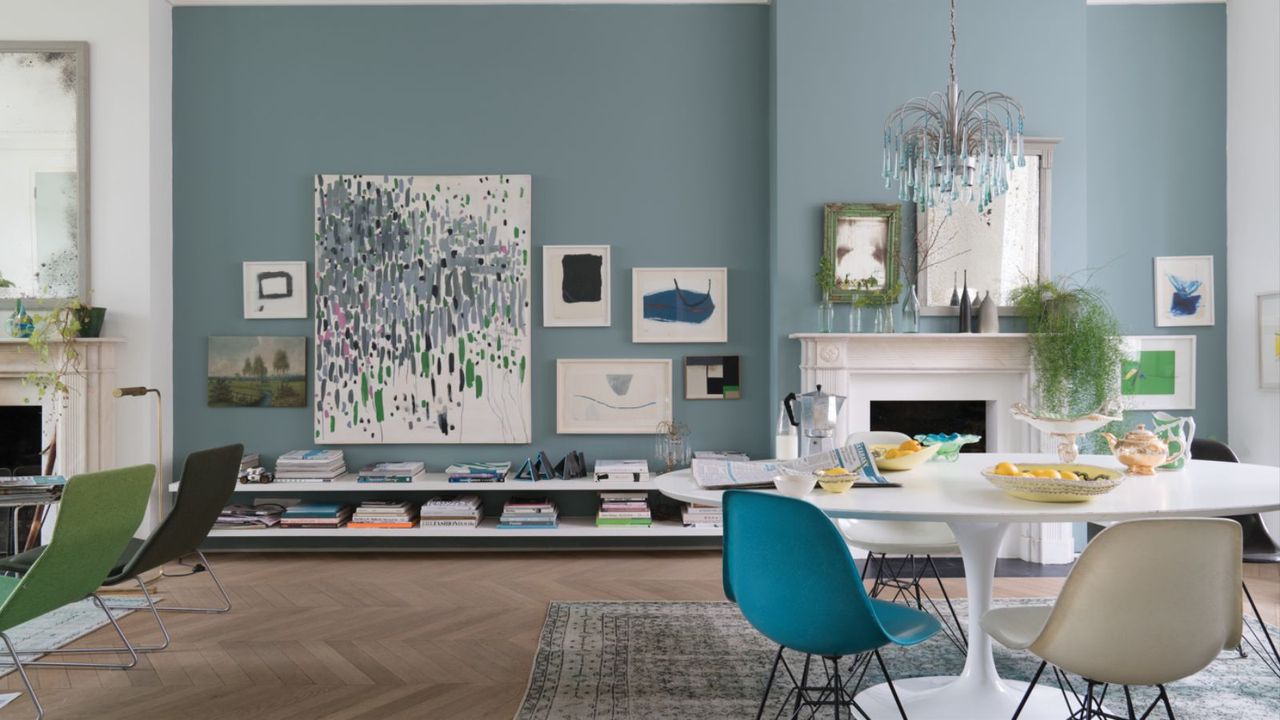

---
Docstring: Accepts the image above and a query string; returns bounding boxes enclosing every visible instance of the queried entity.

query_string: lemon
[1030,468,1062,479]
[898,440,922,452]
[994,462,1020,476]
[1060,471,1080,481]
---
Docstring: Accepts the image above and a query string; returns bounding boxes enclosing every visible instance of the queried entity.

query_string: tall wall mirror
[0,42,89,306]
[917,138,1057,315]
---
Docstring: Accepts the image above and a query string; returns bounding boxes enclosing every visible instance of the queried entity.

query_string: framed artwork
[556,359,672,434]
[1259,292,1279,390]
[823,203,901,304]
[631,267,728,343]
[543,245,610,327]
[1154,255,1214,327]
[314,174,531,444]
[207,336,306,408]
[243,261,307,319]
[1119,335,1196,410]
[684,355,740,400]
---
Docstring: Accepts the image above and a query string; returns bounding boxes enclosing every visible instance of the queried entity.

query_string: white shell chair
[839,431,966,651]
[981,518,1243,719]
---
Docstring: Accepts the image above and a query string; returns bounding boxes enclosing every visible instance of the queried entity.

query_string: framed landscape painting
[556,359,672,434]
[1120,335,1196,410]
[208,336,307,408]
[1154,255,1214,327]
[243,261,307,319]
[632,267,728,343]
[543,245,610,327]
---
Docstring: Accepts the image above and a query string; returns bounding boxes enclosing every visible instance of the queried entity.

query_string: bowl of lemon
[814,467,856,493]
[869,439,941,471]
[982,462,1124,503]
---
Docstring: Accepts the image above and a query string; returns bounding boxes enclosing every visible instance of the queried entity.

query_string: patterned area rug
[516,600,1280,719]
[0,596,148,676]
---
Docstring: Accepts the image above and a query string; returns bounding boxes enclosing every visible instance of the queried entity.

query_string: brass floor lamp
[113,386,165,588]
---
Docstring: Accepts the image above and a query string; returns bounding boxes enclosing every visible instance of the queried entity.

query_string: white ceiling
[166,0,1224,6]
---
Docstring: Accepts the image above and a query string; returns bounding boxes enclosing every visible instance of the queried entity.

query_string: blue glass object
[914,432,982,462]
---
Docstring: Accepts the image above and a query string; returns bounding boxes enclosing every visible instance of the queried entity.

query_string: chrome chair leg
[154,551,232,613]
[0,632,43,720]
[6,594,140,669]
[38,578,172,656]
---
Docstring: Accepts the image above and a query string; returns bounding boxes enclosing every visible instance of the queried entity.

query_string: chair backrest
[116,444,244,580]
[723,490,889,657]
[1191,438,1239,463]
[0,465,154,632]
[845,431,911,448]
[1031,518,1242,686]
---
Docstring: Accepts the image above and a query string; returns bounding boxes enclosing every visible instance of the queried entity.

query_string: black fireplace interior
[869,400,987,453]
[0,406,43,554]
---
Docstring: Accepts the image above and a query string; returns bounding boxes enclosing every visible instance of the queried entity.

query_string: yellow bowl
[817,476,855,493]
[981,463,1123,503]
[870,443,941,471]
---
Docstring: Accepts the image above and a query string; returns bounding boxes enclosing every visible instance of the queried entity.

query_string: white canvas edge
[630,267,729,343]
[542,245,611,327]
[1120,334,1196,410]
[243,261,308,319]
[1259,292,1280,390]
[555,358,672,434]
[1153,255,1215,328]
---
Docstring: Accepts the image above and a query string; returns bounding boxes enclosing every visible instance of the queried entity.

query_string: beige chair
[838,431,966,651]
[981,518,1242,719]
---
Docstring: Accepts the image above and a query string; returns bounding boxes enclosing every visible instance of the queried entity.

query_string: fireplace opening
[869,400,987,453]
[0,405,44,555]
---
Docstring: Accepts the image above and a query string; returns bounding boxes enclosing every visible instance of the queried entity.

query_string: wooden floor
[3,552,1277,719]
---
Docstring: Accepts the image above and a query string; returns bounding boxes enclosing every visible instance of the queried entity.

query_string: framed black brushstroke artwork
[243,261,307,319]
[543,245,610,327]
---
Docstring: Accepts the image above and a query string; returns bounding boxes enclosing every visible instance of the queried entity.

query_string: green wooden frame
[822,202,901,304]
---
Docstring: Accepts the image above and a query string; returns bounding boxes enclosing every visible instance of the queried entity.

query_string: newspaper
[692,442,892,490]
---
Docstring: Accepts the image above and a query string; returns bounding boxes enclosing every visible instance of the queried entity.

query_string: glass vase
[874,304,894,333]
[819,300,835,333]
[900,283,920,333]
[846,302,861,333]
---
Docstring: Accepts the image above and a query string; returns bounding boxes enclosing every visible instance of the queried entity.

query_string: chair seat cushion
[0,538,143,584]
[980,605,1053,651]
[870,598,942,646]
[840,519,959,555]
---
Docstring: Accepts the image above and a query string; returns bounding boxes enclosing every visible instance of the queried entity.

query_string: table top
[655,453,1280,523]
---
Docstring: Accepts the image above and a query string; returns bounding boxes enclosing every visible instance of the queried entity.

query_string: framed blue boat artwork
[1154,255,1215,327]
[631,267,728,343]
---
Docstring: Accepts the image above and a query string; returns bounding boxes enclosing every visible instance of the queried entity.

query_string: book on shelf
[498,497,558,529]
[216,503,283,529]
[681,502,722,528]
[694,450,750,462]
[275,449,347,481]
[239,452,261,470]
[596,490,651,527]
[420,495,483,528]
[420,517,482,528]
[350,500,417,528]
[445,461,510,483]
[356,462,426,483]
[594,459,650,483]
[0,475,66,504]
[280,502,352,527]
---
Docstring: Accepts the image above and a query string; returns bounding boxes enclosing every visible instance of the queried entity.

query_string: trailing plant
[815,256,837,302]
[1010,279,1125,417]
[25,298,84,402]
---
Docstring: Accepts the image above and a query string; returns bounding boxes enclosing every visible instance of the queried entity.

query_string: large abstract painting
[314,174,531,444]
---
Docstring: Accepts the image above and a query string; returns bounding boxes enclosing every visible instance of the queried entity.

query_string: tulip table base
[853,522,1072,719]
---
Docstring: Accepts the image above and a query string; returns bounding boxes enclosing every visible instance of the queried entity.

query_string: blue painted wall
[172,5,771,470]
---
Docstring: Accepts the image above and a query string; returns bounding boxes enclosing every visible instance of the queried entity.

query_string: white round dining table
[655,452,1280,719]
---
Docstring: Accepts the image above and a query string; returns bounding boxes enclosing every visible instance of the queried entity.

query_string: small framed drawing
[684,355,740,400]
[543,245,610,327]
[243,261,307,319]
[1153,255,1214,327]
[556,358,672,434]
[1259,292,1279,390]
[1119,335,1196,410]
[632,267,728,343]
[823,203,901,304]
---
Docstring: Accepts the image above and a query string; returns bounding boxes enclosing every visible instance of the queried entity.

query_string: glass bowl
[914,433,982,462]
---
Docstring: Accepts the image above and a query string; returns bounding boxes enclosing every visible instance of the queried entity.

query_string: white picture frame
[1119,335,1196,410]
[1259,292,1279,390]
[542,245,610,327]
[556,358,672,434]
[243,261,308,319]
[1153,255,1214,327]
[631,267,728,343]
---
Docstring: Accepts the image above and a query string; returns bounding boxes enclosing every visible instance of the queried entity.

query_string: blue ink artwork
[1166,273,1203,317]
[642,280,715,324]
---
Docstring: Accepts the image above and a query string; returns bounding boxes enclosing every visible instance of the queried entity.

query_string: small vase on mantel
[977,291,999,334]
[899,283,921,334]
[957,271,973,333]
[819,299,835,333]
[8,299,34,339]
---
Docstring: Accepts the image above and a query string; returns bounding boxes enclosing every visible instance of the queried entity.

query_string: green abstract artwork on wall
[1121,350,1176,396]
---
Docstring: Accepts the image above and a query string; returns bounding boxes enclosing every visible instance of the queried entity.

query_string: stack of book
[497,497,558,530]
[240,452,261,472]
[596,491,651,527]
[0,475,65,505]
[446,462,510,483]
[275,450,346,482]
[280,502,352,528]
[594,459,650,483]
[681,503,723,528]
[419,495,483,528]
[349,500,418,528]
[215,503,283,530]
[356,461,425,483]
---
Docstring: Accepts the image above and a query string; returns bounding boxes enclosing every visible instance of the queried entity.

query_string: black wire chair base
[1013,661,1178,720]
[1240,580,1280,678]
[863,553,967,654]
[755,647,908,720]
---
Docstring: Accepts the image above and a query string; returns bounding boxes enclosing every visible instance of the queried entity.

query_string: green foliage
[1010,279,1125,416]
[815,256,837,300]
[25,298,84,403]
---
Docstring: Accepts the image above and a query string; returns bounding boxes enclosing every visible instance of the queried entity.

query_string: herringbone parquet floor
[2,552,1276,720]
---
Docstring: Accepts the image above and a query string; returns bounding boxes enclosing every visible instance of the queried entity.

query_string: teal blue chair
[724,490,940,719]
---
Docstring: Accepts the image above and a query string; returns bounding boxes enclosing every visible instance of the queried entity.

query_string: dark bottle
[958,271,973,333]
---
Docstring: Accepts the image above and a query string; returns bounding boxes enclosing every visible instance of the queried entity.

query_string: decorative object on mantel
[1010,402,1122,464]
[655,420,692,473]
[821,203,900,306]
[841,275,877,333]
[899,213,969,334]
[7,299,34,338]
[1154,255,1215,327]
[882,0,1026,215]
[949,273,960,307]
[977,291,998,333]
[957,271,973,332]
[73,303,106,338]
[815,255,836,333]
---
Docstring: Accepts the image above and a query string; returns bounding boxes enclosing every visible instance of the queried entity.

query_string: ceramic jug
[1151,412,1196,470]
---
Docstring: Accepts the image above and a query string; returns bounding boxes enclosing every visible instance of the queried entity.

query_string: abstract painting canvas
[1154,255,1214,327]
[207,336,306,408]
[632,267,728,343]
[556,359,672,434]
[1260,292,1279,390]
[543,245,610,327]
[684,355,740,400]
[1120,335,1196,410]
[314,174,531,444]
[243,261,307,319]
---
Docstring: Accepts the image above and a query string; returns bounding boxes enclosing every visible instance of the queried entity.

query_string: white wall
[0,0,174,528]
[1226,0,1280,470]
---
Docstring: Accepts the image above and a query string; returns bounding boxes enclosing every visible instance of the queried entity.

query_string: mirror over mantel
[0,41,89,308]
[916,138,1058,316]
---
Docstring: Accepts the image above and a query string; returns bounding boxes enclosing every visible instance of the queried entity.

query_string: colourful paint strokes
[314,174,531,443]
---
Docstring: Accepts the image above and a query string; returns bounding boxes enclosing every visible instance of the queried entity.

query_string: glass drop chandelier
[883,0,1025,214]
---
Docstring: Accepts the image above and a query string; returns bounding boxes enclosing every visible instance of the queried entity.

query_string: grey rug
[0,596,148,677]
[516,600,1280,720]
